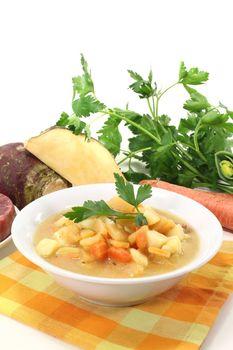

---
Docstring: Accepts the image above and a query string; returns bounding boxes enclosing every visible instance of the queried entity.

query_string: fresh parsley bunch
[65,174,152,226]
[57,55,233,193]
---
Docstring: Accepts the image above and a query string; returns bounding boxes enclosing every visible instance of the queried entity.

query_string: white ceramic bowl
[11,184,223,306]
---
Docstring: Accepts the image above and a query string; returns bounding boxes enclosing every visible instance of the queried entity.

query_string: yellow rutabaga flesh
[25,128,123,185]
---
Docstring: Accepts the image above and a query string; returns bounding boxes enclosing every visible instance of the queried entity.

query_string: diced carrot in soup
[108,247,132,263]
[90,241,108,261]
[136,232,148,250]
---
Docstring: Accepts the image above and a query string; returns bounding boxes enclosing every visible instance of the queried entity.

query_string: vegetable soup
[34,196,199,278]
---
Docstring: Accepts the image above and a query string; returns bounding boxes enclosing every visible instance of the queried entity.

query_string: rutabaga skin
[0,143,71,209]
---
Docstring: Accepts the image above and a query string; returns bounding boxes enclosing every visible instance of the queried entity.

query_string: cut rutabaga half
[25,128,123,185]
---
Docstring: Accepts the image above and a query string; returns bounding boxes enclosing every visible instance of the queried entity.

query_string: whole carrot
[141,180,233,231]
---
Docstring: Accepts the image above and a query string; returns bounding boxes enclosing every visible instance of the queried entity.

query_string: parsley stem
[171,151,207,180]
[117,147,151,165]
[217,184,233,194]
[155,82,179,117]
[128,156,133,171]
[146,98,162,138]
[192,181,233,194]
[105,110,161,144]
[147,97,167,134]
[176,142,193,161]
[159,82,179,99]
[147,98,157,121]
[88,112,107,126]
[178,141,197,153]
[152,96,156,116]
[194,120,207,162]
[191,182,212,188]
[147,98,155,119]
[155,96,159,118]
[178,140,212,160]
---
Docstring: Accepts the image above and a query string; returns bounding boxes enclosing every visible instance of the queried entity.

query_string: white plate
[0,234,12,249]
[0,206,19,249]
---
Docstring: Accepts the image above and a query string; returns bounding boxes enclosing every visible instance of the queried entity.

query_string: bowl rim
[12,184,223,285]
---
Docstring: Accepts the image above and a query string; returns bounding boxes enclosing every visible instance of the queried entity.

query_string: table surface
[0,232,233,349]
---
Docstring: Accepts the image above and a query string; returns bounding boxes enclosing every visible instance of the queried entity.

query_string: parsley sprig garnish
[64,174,152,226]
[57,55,233,193]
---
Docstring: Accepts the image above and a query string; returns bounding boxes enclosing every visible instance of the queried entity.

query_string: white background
[0,0,233,349]
[1,0,233,144]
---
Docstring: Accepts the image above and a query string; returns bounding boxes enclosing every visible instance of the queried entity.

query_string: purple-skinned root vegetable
[0,143,71,209]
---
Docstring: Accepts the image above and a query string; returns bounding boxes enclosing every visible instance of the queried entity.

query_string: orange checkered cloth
[0,241,233,350]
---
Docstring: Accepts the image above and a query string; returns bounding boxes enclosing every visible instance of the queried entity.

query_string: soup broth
[34,204,199,278]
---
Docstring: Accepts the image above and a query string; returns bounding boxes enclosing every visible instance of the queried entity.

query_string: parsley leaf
[179,61,187,80]
[114,173,136,205]
[114,173,152,208]
[200,126,230,155]
[68,120,86,135]
[56,112,70,126]
[112,108,142,135]
[56,112,86,135]
[65,200,136,222]
[98,115,122,156]
[135,184,153,205]
[123,170,151,183]
[58,55,106,138]
[178,114,199,133]
[65,175,152,226]
[147,143,178,182]
[179,62,209,85]
[201,111,228,125]
[84,124,91,140]
[128,69,157,98]
[72,53,94,98]
[227,110,233,120]
[72,95,105,117]
[183,86,209,112]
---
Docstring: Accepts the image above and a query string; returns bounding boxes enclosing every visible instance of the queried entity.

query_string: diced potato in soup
[34,196,199,278]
